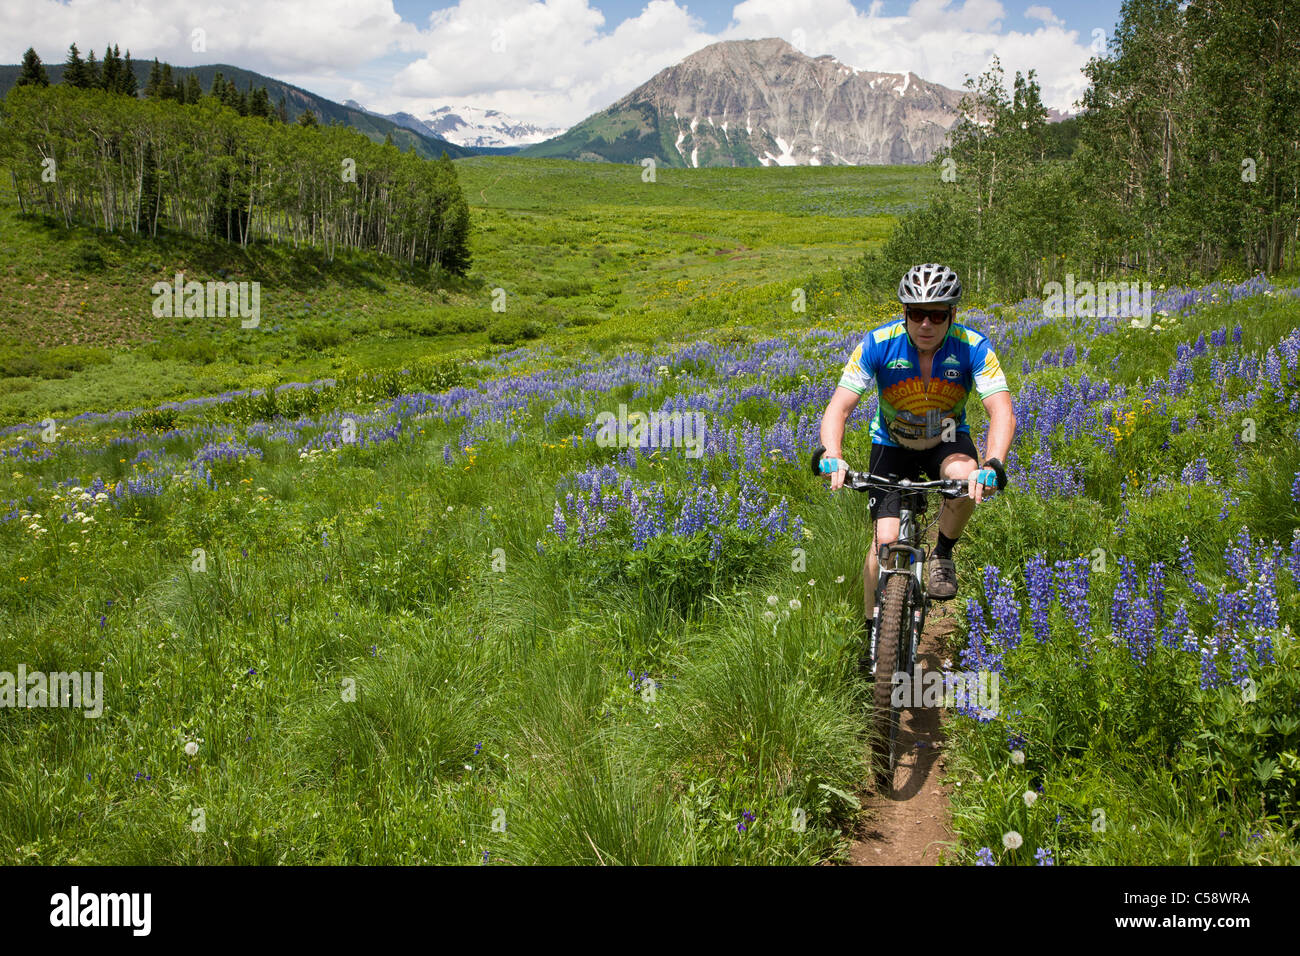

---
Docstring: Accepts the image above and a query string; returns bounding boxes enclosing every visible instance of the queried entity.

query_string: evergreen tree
[15,48,49,87]
[249,86,271,118]
[101,45,120,92]
[159,63,177,100]
[63,43,89,88]
[210,71,225,99]
[275,94,289,123]
[84,49,101,88]
[183,73,202,104]
[297,109,318,127]
[120,51,138,97]
[144,58,162,98]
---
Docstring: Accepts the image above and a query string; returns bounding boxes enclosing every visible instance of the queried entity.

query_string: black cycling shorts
[865,431,979,521]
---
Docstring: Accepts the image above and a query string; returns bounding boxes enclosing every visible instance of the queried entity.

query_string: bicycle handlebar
[808,443,996,498]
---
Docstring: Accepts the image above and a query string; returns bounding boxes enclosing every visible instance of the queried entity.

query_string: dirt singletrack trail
[849,601,962,865]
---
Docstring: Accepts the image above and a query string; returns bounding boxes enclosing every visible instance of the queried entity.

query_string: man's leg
[926,440,980,600]
[936,451,978,543]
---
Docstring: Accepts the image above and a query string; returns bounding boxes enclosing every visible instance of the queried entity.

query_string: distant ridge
[0,60,473,161]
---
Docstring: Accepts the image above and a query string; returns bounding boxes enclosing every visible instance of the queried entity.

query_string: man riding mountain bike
[818,263,1017,641]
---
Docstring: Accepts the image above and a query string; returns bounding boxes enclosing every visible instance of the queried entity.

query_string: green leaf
[817,783,860,809]
[1252,759,1279,785]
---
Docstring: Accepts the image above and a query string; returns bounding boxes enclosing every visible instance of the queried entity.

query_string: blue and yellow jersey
[837,319,1009,449]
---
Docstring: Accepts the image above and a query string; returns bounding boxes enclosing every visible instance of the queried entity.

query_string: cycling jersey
[837,318,1009,450]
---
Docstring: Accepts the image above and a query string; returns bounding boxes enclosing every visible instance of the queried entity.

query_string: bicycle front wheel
[872,573,911,792]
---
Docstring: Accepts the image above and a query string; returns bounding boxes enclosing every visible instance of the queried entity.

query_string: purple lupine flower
[1228,639,1250,688]
[959,598,1003,680]
[1127,596,1157,666]
[1053,557,1092,651]
[1264,348,1285,399]
[1252,559,1279,665]
[1111,555,1138,639]
[1164,602,1189,649]
[983,566,1022,652]
[1178,536,1210,602]
[1034,847,1055,866]
[1224,527,1252,584]
[1026,554,1052,643]
[1199,636,1220,690]
[760,498,790,542]
[975,847,996,866]
[1147,560,1166,625]
[1213,590,1247,661]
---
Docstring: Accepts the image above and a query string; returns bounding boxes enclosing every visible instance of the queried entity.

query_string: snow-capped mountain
[344,101,564,149]
[523,37,967,167]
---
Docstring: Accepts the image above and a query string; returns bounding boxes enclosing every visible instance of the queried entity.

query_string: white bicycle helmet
[898,263,962,308]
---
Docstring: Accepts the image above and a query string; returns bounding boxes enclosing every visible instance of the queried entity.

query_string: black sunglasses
[906,308,951,325]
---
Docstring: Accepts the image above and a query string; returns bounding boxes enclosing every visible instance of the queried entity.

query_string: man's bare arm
[981,390,1016,462]
[819,386,862,490]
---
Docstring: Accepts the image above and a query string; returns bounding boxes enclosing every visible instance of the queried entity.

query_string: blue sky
[7,1,1122,127]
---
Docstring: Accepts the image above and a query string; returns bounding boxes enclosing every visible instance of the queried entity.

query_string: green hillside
[0,59,471,161]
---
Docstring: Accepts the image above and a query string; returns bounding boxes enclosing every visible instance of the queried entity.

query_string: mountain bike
[809,443,1002,790]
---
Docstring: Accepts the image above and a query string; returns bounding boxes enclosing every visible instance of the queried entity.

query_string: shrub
[487,317,542,345]
[296,326,350,350]
[129,408,179,431]
[72,243,106,273]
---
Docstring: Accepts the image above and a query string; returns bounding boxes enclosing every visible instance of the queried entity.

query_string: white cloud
[719,0,1090,113]
[387,0,712,127]
[1025,5,1064,28]
[0,0,415,73]
[0,0,1094,129]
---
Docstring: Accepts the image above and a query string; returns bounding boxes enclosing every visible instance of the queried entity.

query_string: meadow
[1,157,1298,864]
[0,159,922,424]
